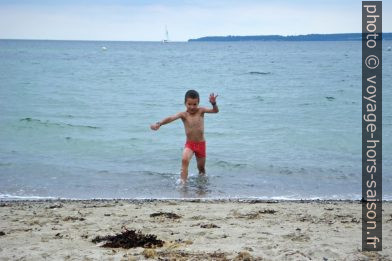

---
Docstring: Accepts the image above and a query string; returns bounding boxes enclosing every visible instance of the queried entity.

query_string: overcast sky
[0,0,390,41]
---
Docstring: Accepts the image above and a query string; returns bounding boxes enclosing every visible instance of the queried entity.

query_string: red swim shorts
[185,140,206,158]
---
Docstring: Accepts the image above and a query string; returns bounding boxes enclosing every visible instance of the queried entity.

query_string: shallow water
[0,40,391,200]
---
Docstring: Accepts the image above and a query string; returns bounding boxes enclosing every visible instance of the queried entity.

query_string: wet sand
[0,199,391,260]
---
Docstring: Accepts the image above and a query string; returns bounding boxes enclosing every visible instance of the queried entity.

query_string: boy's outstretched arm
[150,112,184,131]
[202,93,219,113]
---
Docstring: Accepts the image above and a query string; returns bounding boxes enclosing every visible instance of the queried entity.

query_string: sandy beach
[0,199,391,260]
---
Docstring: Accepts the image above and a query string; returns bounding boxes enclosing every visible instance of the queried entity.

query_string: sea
[0,39,391,200]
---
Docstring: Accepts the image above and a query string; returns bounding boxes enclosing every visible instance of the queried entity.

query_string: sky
[0,0,390,41]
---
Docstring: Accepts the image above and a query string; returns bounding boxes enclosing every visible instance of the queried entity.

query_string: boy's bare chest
[183,114,204,128]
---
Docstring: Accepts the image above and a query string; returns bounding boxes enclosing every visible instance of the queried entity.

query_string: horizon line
[1,32,392,42]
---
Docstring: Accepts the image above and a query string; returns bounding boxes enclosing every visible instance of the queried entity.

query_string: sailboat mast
[165,25,169,42]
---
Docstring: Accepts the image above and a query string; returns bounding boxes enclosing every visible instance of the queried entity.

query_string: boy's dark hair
[184,90,200,103]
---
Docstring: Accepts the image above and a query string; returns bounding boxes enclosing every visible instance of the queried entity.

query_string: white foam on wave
[0,194,58,200]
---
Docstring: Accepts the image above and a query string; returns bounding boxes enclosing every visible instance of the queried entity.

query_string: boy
[150,90,219,183]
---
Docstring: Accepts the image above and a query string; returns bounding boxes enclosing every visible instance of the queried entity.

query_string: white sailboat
[162,26,169,43]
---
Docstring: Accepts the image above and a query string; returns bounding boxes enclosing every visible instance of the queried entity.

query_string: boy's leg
[181,148,194,182]
[196,157,206,175]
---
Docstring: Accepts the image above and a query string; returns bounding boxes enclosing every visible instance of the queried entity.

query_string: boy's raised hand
[150,123,160,131]
[209,93,218,104]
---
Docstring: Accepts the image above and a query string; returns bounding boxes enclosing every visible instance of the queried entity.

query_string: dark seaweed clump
[150,212,181,219]
[92,228,164,249]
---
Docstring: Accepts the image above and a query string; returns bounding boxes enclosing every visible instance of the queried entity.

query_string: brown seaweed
[150,212,181,219]
[92,227,164,249]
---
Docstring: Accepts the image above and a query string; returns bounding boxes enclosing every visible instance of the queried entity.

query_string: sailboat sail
[163,26,169,43]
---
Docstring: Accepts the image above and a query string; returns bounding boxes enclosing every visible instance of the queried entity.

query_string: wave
[206,131,226,136]
[3,194,388,201]
[141,171,178,178]
[19,118,100,130]
[0,194,58,200]
[255,96,264,102]
[0,162,12,167]
[213,160,248,169]
[299,103,312,106]
[248,71,271,75]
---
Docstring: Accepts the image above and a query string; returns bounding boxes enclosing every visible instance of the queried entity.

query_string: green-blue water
[0,40,391,200]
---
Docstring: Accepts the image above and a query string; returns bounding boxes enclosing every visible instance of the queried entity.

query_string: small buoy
[102,46,107,51]
[388,46,391,51]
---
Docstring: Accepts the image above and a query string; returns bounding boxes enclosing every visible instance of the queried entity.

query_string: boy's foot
[198,171,206,176]
[180,178,187,185]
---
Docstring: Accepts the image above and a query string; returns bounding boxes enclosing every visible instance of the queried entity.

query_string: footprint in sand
[282,232,310,242]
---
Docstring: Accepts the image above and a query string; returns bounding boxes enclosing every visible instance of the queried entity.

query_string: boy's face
[185,98,199,114]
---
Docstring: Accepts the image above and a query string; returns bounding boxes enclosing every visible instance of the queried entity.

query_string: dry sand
[0,199,391,260]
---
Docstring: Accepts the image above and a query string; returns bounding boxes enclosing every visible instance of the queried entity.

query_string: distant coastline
[188,33,392,42]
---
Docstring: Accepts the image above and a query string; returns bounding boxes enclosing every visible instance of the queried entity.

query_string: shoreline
[1,198,392,204]
[1,199,391,260]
